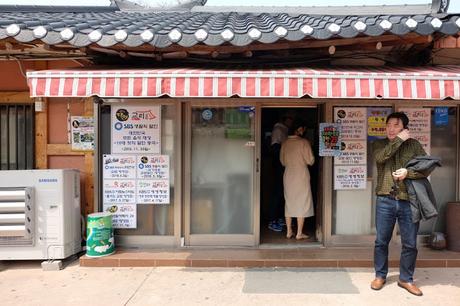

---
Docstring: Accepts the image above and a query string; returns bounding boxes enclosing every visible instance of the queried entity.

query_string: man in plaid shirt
[370,112,426,296]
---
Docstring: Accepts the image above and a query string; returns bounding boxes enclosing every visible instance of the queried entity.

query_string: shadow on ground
[242,268,360,294]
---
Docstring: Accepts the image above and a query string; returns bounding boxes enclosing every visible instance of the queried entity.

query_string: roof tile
[0,11,458,49]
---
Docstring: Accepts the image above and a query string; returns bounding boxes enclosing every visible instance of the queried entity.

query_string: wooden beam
[98,33,430,54]
[0,92,33,103]
[13,33,436,59]
[46,144,85,156]
[331,35,433,53]
[434,36,460,49]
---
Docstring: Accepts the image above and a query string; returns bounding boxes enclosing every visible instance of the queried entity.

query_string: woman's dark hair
[288,119,306,135]
[386,112,409,129]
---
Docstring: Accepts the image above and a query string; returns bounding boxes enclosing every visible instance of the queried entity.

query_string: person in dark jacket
[405,156,441,223]
[370,112,427,296]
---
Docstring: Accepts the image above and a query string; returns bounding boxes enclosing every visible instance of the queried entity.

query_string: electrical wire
[12,56,27,79]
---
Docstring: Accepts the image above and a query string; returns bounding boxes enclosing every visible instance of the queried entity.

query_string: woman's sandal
[296,233,309,240]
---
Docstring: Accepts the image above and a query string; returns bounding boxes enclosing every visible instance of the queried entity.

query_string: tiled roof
[0,11,459,49]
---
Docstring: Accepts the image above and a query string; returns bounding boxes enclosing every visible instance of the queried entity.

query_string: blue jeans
[374,196,420,283]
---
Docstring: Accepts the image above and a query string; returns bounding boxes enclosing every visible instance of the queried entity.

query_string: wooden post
[34,101,48,169]
[33,61,48,169]
[83,97,95,214]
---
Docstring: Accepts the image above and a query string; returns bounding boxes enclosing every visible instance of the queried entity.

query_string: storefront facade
[24,67,460,248]
[1,1,460,252]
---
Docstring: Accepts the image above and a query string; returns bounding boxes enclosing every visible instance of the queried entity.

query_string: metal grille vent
[0,187,34,246]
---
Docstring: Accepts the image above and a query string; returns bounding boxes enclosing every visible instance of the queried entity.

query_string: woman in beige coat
[280,121,315,240]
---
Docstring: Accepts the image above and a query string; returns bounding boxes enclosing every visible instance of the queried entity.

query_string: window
[0,104,34,170]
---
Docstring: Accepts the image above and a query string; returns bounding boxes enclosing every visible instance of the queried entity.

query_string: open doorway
[260,107,320,245]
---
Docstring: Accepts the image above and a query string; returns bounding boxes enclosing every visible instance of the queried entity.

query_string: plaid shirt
[372,137,427,200]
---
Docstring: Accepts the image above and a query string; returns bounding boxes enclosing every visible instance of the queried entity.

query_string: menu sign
[137,155,169,180]
[111,105,161,153]
[137,180,170,204]
[334,107,367,190]
[334,165,367,189]
[334,107,367,140]
[334,140,367,165]
[103,179,136,204]
[103,155,136,179]
[103,203,136,229]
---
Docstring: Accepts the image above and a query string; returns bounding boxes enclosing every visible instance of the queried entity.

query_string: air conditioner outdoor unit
[0,169,82,260]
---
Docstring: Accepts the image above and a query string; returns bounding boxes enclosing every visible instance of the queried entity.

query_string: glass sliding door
[186,105,257,246]
[98,100,180,247]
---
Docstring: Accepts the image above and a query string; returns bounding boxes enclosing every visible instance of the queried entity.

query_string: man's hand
[392,168,408,180]
[397,129,410,141]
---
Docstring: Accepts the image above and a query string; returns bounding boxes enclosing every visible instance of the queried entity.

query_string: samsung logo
[39,178,58,183]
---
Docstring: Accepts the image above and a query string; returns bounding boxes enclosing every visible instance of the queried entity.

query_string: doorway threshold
[258,242,323,249]
[80,246,460,268]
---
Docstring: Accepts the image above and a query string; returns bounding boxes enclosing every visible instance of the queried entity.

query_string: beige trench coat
[280,136,315,218]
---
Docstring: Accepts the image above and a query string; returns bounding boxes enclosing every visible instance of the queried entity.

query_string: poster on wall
[434,107,449,127]
[319,123,342,156]
[334,107,367,140]
[367,108,392,141]
[103,179,136,204]
[137,155,169,180]
[400,108,431,154]
[334,140,367,165]
[71,116,95,151]
[333,107,368,190]
[103,203,137,229]
[111,105,161,154]
[137,179,170,204]
[103,155,137,179]
[334,165,367,190]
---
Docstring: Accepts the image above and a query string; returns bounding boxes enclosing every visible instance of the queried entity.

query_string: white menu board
[334,165,367,190]
[334,107,368,190]
[103,203,137,229]
[103,155,137,179]
[334,140,367,165]
[111,105,161,154]
[137,179,170,204]
[137,155,169,180]
[334,107,367,140]
[103,179,136,204]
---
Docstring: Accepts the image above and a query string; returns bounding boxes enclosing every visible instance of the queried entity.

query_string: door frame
[259,102,323,245]
[183,99,324,247]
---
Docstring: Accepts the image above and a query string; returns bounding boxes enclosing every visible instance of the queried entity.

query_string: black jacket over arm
[404,156,442,223]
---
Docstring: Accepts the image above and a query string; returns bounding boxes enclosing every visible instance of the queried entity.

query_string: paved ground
[1,260,459,306]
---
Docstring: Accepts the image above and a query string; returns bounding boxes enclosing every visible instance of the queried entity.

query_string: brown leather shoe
[397,281,423,296]
[370,277,386,290]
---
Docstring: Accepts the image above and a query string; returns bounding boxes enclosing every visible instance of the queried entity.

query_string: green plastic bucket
[86,212,115,257]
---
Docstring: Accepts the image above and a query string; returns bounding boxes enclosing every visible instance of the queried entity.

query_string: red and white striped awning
[27,66,460,100]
